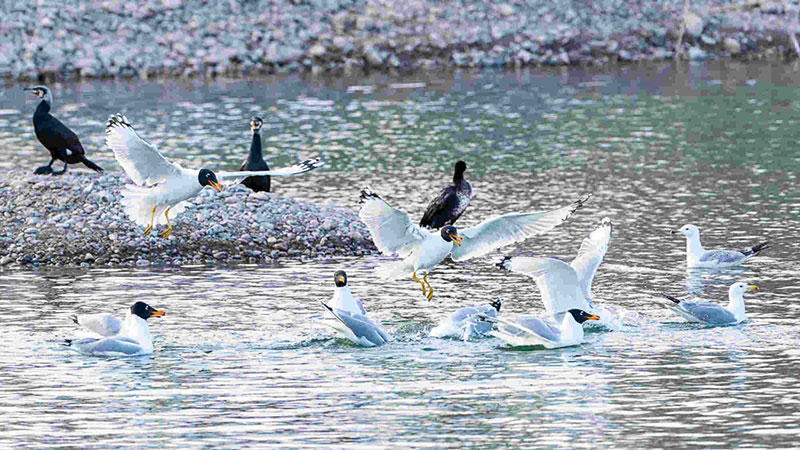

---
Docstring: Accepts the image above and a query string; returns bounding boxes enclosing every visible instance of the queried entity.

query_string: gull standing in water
[430,299,502,340]
[65,301,166,356]
[420,160,473,229]
[673,224,768,268]
[105,114,323,237]
[358,187,589,300]
[318,270,390,347]
[496,217,620,329]
[478,309,600,349]
[661,281,757,326]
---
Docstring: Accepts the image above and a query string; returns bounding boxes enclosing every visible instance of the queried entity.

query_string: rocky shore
[2,0,798,81]
[0,170,377,268]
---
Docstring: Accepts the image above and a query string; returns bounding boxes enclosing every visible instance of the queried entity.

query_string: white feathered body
[120,167,199,227]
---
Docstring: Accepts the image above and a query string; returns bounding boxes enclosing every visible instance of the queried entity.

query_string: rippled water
[2,61,800,447]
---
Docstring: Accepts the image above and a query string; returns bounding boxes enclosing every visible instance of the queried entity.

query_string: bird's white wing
[570,217,612,302]
[105,114,181,186]
[501,256,587,316]
[451,195,590,261]
[74,313,122,337]
[358,187,427,258]
[217,157,324,183]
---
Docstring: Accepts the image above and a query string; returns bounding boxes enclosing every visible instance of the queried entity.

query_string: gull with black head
[25,85,103,175]
[478,308,600,349]
[359,187,590,300]
[318,270,390,347]
[105,114,324,237]
[65,301,166,356]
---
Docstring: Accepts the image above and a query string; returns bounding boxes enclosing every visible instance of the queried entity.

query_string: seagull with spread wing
[358,187,590,300]
[105,114,323,237]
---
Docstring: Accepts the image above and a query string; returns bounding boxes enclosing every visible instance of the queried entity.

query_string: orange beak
[449,234,463,246]
[209,180,222,192]
[149,310,166,318]
[586,314,600,321]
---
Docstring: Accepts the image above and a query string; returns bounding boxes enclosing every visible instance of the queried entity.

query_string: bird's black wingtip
[661,294,682,304]
[70,315,78,325]
[496,255,513,270]
[105,113,131,132]
[359,187,380,203]
[299,157,324,172]
[490,298,502,312]
[752,241,770,254]
[62,339,73,347]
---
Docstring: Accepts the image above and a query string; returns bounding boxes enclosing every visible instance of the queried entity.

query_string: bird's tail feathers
[62,339,73,347]
[744,242,769,256]
[80,155,103,173]
[660,294,682,304]
[374,259,413,280]
[120,185,190,227]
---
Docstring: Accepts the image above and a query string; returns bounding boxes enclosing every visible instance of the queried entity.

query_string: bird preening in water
[25,85,103,175]
[420,160,473,230]
[240,116,271,193]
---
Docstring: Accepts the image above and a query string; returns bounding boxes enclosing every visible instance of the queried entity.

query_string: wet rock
[723,37,741,54]
[687,46,707,60]
[684,13,704,38]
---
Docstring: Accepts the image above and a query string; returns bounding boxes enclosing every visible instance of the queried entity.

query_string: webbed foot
[34,165,53,175]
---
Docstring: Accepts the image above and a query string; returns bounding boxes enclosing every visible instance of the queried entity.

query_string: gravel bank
[2,0,798,80]
[0,170,377,268]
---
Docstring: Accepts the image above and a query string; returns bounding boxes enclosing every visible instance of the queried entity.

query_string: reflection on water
[2,61,800,446]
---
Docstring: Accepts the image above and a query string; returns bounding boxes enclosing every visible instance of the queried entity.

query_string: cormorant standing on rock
[420,160,473,229]
[239,116,271,192]
[25,85,103,175]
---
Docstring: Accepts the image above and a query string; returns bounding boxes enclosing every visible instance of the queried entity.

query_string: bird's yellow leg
[161,207,173,238]
[412,271,427,296]
[143,206,157,236]
[424,273,434,301]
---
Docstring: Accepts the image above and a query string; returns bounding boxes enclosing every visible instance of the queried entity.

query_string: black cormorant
[419,160,473,229]
[239,116,271,192]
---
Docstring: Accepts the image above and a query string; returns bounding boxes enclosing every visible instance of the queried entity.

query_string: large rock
[723,37,741,54]
[684,12,704,38]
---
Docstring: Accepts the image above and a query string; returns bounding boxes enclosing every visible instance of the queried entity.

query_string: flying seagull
[420,160,473,229]
[25,85,103,175]
[318,270,390,347]
[478,308,600,349]
[661,281,757,326]
[239,116,271,192]
[105,113,323,237]
[498,217,620,329]
[673,224,768,268]
[358,187,590,300]
[64,301,166,356]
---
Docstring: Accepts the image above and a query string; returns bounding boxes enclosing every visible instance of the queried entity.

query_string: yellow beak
[209,180,223,192]
[748,285,758,291]
[449,234,463,246]
[150,309,166,318]
[586,314,601,321]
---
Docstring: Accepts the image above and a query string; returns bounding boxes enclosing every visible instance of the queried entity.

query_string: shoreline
[3,1,798,82]
[0,170,377,268]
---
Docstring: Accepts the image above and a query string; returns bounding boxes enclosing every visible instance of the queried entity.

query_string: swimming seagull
[661,281,757,326]
[430,299,502,341]
[64,301,166,356]
[420,160,473,229]
[239,116,271,192]
[496,217,620,329]
[25,86,104,175]
[318,270,391,347]
[673,224,768,268]
[359,187,590,300]
[478,309,600,349]
[105,114,323,237]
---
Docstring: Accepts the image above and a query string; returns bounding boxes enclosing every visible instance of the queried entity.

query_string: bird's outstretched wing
[570,217,612,303]
[217,157,324,182]
[105,114,181,186]
[499,256,587,316]
[72,313,122,337]
[451,194,591,261]
[358,187,428,258]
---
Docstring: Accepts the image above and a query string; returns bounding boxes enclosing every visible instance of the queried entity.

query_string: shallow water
[2,61,800,447]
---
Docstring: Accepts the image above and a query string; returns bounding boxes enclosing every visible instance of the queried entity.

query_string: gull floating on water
[318,270,390,347]
[419,160,474,230]
[661,281,757,326]
[673,224,768,268]
[65,301,166,356]
[498,217,620,329]
[429,299,502,341]
[105,114,323,238]
[359,187,590,300]
[478,309,600,349]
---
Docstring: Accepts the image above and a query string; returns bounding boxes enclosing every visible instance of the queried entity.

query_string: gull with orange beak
[105,114,323,238]
[358,187,590,300]
[477,309,600,349]
[65,301,167,356]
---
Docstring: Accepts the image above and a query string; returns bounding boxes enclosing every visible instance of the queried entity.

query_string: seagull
[430,299,501,340]
[661,281,757,326]
[105,113,323,237]
[478,309,600,349]
[673,224,768,268]
[239,116,271,193]
[420,160,473,229]
[64,301,166,356]
[318,270,390,347]
[25,85,103,175]
[495,217,620,329]
[358,187,590,300]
